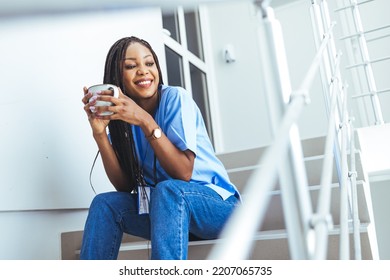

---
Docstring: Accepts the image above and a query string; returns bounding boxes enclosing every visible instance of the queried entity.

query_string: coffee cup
[88,84,119,116]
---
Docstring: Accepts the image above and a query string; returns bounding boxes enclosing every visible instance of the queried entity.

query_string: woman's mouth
[135,79,152,88]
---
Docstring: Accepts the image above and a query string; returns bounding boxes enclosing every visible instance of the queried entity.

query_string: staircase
[61,135,379,260]
[61,0,381,260]
[214,135,378,259]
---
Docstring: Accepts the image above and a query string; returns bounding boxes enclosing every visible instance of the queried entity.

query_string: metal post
[207,93,308,259]
[310,1,344,183]
[255,1,313,259]
[349,118,362,259]
[338,0,384,125]
[339,87,350,260]
[312,55,341,260]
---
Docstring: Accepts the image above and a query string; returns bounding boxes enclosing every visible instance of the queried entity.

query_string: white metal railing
[209,1,314,259]
[336,0,386,126]
[311,51,341,260]
[209,0,361,260]
[349,118,362,260]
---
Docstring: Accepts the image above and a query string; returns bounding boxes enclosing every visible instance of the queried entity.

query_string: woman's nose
[137,66,149,75]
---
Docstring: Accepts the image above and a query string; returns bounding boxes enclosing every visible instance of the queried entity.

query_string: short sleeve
[157,86,198,155]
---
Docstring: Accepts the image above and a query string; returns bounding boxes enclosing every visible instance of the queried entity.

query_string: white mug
[88,84,119,116]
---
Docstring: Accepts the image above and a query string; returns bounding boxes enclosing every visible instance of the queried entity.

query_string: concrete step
[223,151,366,192]
[63,221,375,260]
[111,223,376,260]
[256,181,372,231]
[216,136,327,169]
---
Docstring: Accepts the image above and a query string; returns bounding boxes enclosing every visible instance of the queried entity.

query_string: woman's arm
[83,87,130,192]
[141,113,195,181]
[93,132,131,192]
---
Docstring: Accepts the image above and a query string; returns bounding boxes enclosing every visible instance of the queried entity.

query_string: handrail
[255,1,314,260]
[209,1,339,260]
[212,0,373,260]
[311,54,342,260]
[299,22,336,91]
[210,0,375,260]
[208,91,309,260]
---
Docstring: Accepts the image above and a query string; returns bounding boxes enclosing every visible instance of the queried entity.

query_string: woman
[80,36,240,260]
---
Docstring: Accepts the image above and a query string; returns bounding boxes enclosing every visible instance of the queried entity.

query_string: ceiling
[0,0,296,17]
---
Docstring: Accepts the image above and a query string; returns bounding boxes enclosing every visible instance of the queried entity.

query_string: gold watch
[149,127,162,140]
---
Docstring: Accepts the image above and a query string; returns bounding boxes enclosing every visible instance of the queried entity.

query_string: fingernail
[90,106,96,113]
[90,96,98,102]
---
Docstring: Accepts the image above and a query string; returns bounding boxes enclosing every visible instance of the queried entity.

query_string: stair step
[255,181,371,231]
[225,151,366,192]
[217,136,327,169]
[111,223,375,260]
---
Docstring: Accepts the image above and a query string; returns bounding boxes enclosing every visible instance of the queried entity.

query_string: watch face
[154,128,162,139]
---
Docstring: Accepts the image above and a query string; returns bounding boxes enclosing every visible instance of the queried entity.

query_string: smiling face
[122,42,160,104]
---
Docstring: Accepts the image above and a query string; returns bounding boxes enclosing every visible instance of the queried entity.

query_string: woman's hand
[91,87,148,126]
[82,86,110,136]
[82,86,131,191]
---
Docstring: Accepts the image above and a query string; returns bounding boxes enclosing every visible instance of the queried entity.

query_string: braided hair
[103,36,164,192]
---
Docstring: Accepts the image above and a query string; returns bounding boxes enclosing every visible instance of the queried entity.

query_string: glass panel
[184,9,204,60]
[162,9,180,43]
[165,46,185,88]
[190,63,213,143]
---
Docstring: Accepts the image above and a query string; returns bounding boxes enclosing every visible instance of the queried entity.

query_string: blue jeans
[80,179,239,260]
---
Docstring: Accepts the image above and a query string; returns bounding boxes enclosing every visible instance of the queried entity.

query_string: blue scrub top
[132,85,239,200]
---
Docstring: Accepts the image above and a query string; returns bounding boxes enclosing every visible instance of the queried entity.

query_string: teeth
[138,80,151,85]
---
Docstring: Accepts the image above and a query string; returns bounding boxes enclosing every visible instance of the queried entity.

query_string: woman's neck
[138,90,159,116]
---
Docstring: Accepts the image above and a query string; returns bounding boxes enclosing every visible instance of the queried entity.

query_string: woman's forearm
[140,116,195,181]
[93,132,130,192]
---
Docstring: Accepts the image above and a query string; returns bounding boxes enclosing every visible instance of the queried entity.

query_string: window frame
[162,5,223,151]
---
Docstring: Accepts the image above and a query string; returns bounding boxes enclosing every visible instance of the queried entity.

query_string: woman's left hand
[94,87,147,126]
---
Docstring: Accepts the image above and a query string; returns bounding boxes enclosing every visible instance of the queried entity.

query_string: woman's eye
[146,62,154,67]
[125,65,136,69]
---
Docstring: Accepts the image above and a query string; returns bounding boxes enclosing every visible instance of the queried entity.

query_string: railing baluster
[349,118,362,260]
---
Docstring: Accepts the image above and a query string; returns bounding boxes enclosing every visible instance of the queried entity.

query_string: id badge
[137,186,151,215]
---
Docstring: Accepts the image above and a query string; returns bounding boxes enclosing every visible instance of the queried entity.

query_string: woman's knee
[89,191,132,213]
[152,180,185,201]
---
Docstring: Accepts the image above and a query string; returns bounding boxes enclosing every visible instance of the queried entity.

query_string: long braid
[103,37,163,193]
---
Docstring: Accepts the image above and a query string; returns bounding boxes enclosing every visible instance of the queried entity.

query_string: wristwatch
[149,127,162,140]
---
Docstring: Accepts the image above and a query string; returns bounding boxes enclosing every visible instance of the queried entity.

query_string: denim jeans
[79,179,239,260]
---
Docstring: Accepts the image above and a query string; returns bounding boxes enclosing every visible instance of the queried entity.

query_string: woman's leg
[149,180,239,260]
[79,191,151,260]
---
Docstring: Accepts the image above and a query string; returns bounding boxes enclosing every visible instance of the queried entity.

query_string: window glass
[184,9,204,60]
[164,46,184,88]
[162,9,180,43]
[190,63,213,141]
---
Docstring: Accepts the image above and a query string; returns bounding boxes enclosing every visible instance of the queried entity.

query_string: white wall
[0,210,88,259]
[0,8,164,211]
[205,0,331,154]
[206,0,390,153]
[0,8,164,259]
[204,1,273,153]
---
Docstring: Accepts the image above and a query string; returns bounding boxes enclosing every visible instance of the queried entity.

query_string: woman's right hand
[82,86,110,136]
